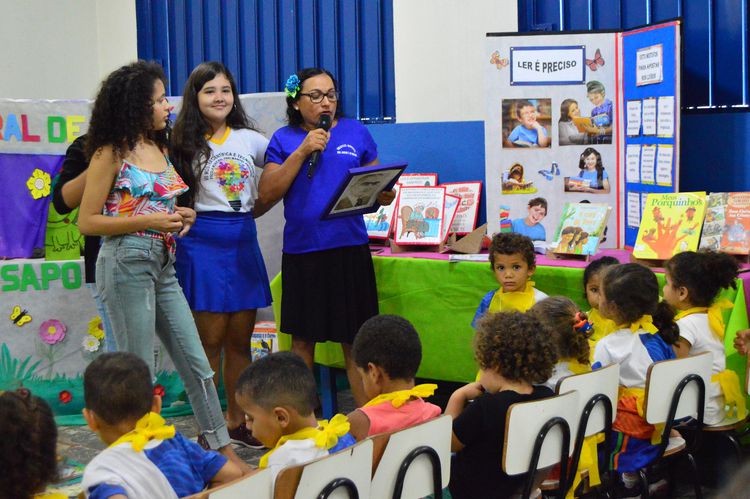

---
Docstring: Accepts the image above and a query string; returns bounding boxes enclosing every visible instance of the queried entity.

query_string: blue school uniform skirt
[175,211,272,313]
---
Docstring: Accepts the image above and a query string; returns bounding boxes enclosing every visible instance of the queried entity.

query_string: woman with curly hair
[171,62,271,448]
[78,61,244,467]
[446,311,557,499]
[0,389,59,499]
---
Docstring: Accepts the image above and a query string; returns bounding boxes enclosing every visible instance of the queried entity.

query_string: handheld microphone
[307,114,332,178]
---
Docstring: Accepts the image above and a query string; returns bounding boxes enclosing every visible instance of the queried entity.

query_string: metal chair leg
[687,453,703,499]
[639,469,650,499]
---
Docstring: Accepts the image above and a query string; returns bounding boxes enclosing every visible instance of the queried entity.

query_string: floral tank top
[103,158,189,253]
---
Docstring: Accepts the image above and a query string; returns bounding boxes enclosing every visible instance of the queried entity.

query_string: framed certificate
[322,162,407,220]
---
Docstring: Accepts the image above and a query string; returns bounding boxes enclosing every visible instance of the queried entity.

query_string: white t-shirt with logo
[193,128,269,213]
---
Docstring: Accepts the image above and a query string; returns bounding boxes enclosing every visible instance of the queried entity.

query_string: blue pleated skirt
[175,211,272,313]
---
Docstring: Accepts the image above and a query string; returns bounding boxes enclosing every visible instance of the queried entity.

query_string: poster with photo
[485,32,619,247]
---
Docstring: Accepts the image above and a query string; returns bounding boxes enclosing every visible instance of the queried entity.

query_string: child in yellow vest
[663,250,746,426]
[347,315,441,440]
[582,256,619,354]
[472,233,548,327]
[235,352,356,485]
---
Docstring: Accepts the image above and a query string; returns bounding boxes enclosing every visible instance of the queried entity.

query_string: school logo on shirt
[204,152,253,211]
[336,144,358,157]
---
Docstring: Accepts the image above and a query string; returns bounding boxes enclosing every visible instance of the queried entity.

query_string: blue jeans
[96,234,229,449]
[86,283,116,352]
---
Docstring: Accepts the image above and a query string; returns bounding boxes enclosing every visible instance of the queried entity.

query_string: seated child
[235,351,356,483]
[583,256,619,350]
[81,352,242,498]
[592,264,679,495]
[508,100,550,147]
[347,314,441,440]
[473,232,548,327]
[510,197,547,241]
[664,250,746,425]
[530,296,592,390]
[0,388,61,499]
[447,311,557,499]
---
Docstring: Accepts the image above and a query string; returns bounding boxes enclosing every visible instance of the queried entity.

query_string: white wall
[0,0,137,100]
[393,0,518,123]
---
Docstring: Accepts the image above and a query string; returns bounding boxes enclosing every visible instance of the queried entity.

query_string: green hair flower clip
[284,74,301,99]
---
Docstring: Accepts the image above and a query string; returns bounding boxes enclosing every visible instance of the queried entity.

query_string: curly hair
[285,67,343,127]
[0,389,58,498]
[474,311,557,384]
[489,232,536,269]
[171,61,260,208]
[236,352,317,415]
[352,315,422,380]
[601,263,679,345]
[665,250,738,307]
[530,296,590,364]
[85,60,169,160]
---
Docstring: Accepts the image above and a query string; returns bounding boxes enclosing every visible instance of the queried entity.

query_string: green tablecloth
[270,256,748,384]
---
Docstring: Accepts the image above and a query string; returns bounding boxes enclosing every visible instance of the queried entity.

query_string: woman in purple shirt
[259,68,394,406]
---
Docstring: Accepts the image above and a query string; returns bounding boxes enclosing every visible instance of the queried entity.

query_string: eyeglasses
[298,90,339,104]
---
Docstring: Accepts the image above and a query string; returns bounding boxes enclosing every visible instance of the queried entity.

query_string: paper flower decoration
[87,316,105,340]
[58,390,72,404]
[26,169,51,199]
[82,335,101,352]
[284,74,301,98]
[39,319,66,345]
[153,384,166,397]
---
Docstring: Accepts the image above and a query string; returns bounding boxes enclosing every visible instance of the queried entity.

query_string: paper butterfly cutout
[490,51,509,69]
[10,305,32,326]
[586,49,605,71]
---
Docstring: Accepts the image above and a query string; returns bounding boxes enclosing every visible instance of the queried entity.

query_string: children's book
[551,203,611,256]
[364,184,400,240]
[699,192,728,252]
[398,173,438,186]
[440,194,461,241]
[566,177,591,190]
[633,192,707,260]
[720,192,750,254]
[251,321,279,361]
[393,186,447,246]
[442,181,482,234]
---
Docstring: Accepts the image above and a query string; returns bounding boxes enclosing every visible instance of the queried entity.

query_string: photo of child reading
[558,98,589,146]
[502,99,551,148]
[585,80,612,144]
[564,147,610,194]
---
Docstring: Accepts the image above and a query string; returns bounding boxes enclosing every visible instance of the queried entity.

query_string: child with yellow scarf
[472,233,548,328]
[81,353,242,498]
[664,250,746,426]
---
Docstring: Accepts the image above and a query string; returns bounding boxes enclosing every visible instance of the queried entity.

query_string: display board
[485,20,681,249]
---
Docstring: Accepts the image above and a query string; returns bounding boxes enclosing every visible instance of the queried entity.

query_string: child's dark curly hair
[85,60,170,160]
[601,263,679,345]
[665,250,738,307]
[488,232,536,269]
[0,389,58,498]
[530,296,590,364]
[352,315,422,381]
[474,311,557,384]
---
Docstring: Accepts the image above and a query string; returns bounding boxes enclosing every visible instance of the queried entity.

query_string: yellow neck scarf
[618,315,658,334]
[259,414,350,469]
[674,299,733,339]
[109,412,175,452]
[587,308,618,343]
[363,383,437,408]
[712,370,748,420]
[488,281,536,313]
[560,358,591,375]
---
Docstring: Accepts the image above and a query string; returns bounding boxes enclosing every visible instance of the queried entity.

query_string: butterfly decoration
[586,49,605,71]
[490,51,509,70]
[10,305,32,326]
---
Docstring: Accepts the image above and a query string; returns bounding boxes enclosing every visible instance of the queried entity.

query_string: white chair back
[209,468,273,499]
[503,390,579,476]
[557,364,620,436]
[369,415,452,499]
[277,439,373,499]
[644,352,713,425]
